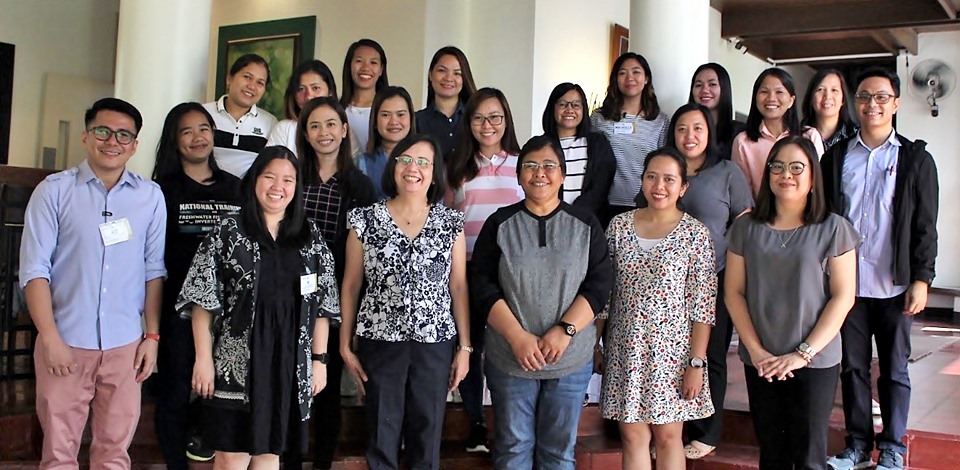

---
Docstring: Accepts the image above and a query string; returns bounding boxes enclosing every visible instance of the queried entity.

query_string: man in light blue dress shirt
[19,98,167,469]
[822,68,939,470]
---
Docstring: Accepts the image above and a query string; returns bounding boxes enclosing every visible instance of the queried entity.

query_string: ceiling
[711,0,960,65]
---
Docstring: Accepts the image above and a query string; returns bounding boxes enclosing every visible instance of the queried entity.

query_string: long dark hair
[381,134,449,205]
[448,88,521,189]
[339,39,389,108]
[367,86,417,154]
[800,69,858,132]
[752,136,827,225]
[296,97,355,186]
[666,103,720,174]
[745,68,801,142]
[152,102,224,184]
[240,146,310,247]
[688,63,737,145]
[542,82,591,139]
[426,46,477,108]
[598,52,661,122]
[282,60,337,120]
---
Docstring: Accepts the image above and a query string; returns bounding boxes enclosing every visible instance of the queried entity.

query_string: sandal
[684,440,716,460]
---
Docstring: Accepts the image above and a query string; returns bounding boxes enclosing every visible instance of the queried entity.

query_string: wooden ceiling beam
[937,0,958,19]
[722,0,953,38]
[889,28,920,55]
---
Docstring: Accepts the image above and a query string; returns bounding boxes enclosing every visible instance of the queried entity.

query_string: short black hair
[229,53,271,87]
[381,134,448,205]
[666,102,720,173]
[240,146,310,247]
[801,69,859,131]
[752,135,827,225]
[745,68,801,142]
[85,97,143,133]
[856,67,901,97]
[542,82,591,139]
[517,134,566,178]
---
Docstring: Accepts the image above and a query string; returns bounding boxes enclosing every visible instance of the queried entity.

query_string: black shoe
[185,434,215,462]
[465,423,490,454]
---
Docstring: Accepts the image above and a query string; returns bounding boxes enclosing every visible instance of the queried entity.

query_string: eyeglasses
[768,161,807,175]
[854,92,896,104]
[520,161,561,173]
[87,126,137,145]
[395,155,433,169]
[471,114,504,126]
[555,100,583,111]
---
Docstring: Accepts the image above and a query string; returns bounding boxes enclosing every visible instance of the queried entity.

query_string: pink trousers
[34,339,141,470]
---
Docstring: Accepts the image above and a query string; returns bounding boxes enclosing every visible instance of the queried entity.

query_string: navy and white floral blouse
[176,215,340,419]
[348,201,465,343]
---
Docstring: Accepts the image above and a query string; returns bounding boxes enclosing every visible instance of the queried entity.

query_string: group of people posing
[21,36,938,470]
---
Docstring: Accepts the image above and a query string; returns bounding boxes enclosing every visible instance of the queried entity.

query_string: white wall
[530,0,630,137]
[897,31,960,290]
[209,0,428,107]
[39,74,113,169]
[0,0,119,168]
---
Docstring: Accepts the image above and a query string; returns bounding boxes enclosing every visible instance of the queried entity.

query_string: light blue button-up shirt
[19,160,167,350]
[842,131,907,299]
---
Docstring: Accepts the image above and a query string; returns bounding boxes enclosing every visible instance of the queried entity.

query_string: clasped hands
[508,326,572,372]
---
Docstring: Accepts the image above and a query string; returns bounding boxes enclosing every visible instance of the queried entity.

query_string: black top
[821,133,939,286]
[416,103,464,161]
[158,171,241,316]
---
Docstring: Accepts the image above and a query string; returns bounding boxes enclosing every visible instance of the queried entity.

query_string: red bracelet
[144,333,160,341]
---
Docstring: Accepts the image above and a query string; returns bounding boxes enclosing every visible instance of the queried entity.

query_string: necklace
[776,226,801,247]
[402,204,429,225]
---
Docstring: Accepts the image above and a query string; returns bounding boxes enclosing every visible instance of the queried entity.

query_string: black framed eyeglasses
[471,114,504,126]
[555,100,583,110]
[87,126,137,145]
[768,161,806,175]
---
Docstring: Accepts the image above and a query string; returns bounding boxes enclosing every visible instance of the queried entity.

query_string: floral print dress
[600,211,717,424]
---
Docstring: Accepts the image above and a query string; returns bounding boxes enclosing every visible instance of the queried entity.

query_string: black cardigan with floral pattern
[177,214,340,419]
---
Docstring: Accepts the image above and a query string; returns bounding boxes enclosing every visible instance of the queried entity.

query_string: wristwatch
[796,342,815,361]
[311,353,329,364]
[688,357,706,368]
[558,321,577,337]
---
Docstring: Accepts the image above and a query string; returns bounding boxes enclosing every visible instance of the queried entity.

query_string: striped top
[590,111,669,206]
[203,96,277,178]
[451,152,524,259]
[559,136,589,204]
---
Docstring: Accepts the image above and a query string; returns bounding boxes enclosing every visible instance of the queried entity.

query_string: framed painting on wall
[610,24,629,70]
[215,16,316,118]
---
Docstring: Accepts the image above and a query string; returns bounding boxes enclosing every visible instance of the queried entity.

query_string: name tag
[99,218,133,246]
[613,122,633,134]
[300,273,318,295]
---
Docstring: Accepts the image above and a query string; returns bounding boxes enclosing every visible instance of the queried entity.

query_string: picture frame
[215,16,316,118]
[610,23,630,70]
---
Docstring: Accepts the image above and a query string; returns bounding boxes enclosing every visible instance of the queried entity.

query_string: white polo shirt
[203,96,278,178]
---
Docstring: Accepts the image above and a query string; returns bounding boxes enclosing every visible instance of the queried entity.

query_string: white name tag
[300,273,318,295]
[99,218,133,246]
[613,122,633,134]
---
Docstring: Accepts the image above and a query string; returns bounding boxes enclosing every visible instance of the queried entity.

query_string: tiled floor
[723,319,960,435]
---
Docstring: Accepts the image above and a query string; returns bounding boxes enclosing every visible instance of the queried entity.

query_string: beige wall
[0,0,119,168]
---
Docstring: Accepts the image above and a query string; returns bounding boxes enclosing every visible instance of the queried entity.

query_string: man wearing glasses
[20,98,166,469]
[821,68,939,470]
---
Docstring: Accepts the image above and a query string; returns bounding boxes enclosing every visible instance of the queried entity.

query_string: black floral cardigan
[176,215,340,420]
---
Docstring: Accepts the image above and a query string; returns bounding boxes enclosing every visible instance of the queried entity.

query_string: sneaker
[185,434,215,462]
[465,423,490,454]
[827,447,873,470]
[876,450,904,470]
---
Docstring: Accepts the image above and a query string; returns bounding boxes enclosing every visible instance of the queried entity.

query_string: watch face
[690,357,705,368]
[565,325,576,336]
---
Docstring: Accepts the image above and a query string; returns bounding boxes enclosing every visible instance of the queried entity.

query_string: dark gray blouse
[727,213,860,368]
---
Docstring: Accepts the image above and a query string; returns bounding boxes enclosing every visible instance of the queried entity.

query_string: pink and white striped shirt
[451,152,524,260]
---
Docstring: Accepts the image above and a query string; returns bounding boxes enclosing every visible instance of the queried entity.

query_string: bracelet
[144,333,160,342]
[795,349,813,363]
[457,344,474,353]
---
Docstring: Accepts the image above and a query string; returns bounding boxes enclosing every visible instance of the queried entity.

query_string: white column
[114,0,212,177]
[629,0,710,115]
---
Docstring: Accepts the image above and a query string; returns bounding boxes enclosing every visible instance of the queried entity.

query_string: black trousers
[154,312,200,470]
[745,364,839,470]
[839,294,912,455]
[359,337,454,470]
[283,326,345,469]
[686,270,731,446]
[460,260,486,427]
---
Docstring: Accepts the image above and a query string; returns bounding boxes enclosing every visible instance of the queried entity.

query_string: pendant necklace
[776,226,801,247]
[404,204,429,225]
